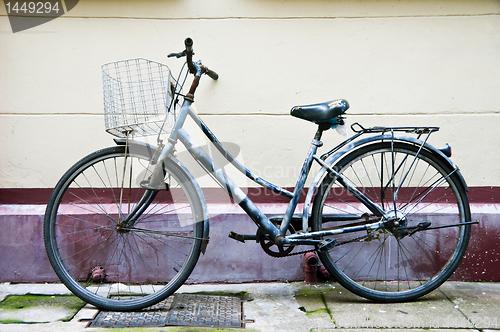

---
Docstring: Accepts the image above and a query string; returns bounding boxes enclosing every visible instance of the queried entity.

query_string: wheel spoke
[313,142,470,302]
[44,146,204,311]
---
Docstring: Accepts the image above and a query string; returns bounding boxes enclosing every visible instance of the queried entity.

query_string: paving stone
[313,329,478,332]
[439,281,500,330]
[295,284,335,324]
[321,283,474,329]
[0,282,498,332]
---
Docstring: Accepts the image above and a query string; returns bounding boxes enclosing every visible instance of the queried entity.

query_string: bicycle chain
[262,234,369,258]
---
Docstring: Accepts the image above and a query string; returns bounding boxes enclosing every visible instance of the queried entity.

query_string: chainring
[259,222,297,257]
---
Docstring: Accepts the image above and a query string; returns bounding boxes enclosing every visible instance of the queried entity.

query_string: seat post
[314,123,331,141]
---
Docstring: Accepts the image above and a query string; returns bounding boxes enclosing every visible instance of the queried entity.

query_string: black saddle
[291,99,349,126]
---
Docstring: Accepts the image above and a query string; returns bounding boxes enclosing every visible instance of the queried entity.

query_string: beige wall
[1,0,499,189]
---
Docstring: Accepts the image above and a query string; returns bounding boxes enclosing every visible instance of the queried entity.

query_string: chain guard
[258,220,371,258]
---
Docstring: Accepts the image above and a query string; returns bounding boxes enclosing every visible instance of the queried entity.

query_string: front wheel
[312,142,471,302]
[44,146,205,311]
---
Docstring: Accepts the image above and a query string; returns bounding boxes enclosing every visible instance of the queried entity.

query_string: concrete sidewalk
[0,281,499,332]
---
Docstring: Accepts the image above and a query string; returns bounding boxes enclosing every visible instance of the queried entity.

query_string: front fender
[114,138,210,253]
[301,135,468,232]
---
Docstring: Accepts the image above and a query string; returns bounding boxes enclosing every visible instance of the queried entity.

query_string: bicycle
[43,38,476,311]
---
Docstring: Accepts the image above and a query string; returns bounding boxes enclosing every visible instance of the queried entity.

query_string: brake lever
[167,51,186,59]
[168,50,195,59]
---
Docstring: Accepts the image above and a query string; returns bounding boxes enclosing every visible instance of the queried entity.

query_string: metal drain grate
[88,294,245,328]
[168,294,243,328]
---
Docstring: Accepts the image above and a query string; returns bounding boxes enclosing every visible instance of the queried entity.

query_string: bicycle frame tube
[148,98,325,241]
[187,109,294,199]
[148,99,396,245]
[185,107,330,237]
[312,155,387,218]
[177,127,283,238]
[287,220,385,241]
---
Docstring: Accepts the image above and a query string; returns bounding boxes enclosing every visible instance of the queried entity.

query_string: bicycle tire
[312,141,471,302]
[44,145,205,311]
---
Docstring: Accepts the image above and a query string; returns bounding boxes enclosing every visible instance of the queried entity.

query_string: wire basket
[102,58,177,138]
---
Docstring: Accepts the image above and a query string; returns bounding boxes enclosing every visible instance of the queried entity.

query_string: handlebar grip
[205,68,219,80]
[184,37,193,52]
[184,37,196,74]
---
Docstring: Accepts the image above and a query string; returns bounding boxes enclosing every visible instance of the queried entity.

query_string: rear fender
[301,135,468,232]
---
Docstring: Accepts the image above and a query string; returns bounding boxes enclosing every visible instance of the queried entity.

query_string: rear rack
[350,122,439,135]
[320,122,440,161]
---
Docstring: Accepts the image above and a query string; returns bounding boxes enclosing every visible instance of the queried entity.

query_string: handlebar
[167,37,218,80]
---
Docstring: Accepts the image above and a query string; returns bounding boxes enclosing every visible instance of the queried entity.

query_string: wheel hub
[384,209,408,239]
[116,224,130,234]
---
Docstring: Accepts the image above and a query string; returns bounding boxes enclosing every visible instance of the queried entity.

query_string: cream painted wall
[0,0,499,189]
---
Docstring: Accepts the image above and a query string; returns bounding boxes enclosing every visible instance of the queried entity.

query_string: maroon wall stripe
[0,186,499,205]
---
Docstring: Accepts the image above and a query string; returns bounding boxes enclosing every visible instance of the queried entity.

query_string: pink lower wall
[0,187,498,283]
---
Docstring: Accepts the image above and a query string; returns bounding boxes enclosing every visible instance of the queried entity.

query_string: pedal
[317,238,337,252]
[228,231,257,243]
[228,231,245,243]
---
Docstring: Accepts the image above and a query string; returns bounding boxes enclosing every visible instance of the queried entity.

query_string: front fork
[112,138,168,231]
[117,190,158,231]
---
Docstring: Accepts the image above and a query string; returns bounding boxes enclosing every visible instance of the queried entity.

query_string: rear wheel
[44,145,205,311]
[312,142,471,302]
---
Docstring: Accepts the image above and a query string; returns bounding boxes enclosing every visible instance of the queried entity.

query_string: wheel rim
[46,147,202,309]
[315,143,470,299]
